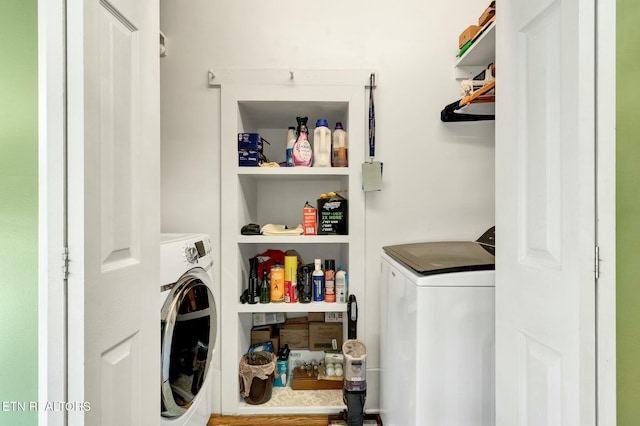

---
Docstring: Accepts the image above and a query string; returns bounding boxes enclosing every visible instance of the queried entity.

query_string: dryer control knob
[185,246,199,264]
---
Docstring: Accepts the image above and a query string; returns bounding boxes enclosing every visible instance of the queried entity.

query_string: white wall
[160,0,495,413]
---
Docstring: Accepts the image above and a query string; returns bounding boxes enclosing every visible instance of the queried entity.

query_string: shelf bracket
[455,66,486,81]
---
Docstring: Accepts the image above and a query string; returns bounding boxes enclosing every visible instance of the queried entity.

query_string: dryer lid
[383,227,495,275]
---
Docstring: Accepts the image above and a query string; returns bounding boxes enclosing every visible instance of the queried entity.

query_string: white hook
[208,70,216,86]
[289,70,294,80]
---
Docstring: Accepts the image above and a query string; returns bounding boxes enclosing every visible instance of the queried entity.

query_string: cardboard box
[252,312,285,327]
[250,325,279,350]
[279,318,309,349]
[459,25,482,49]
[303,205,317,235]
[325,312,344,322]
[317,196,348,235]
[238,150,259,167]
[237,133,263,151]
[478,6,496,27]
[308,312,325,322]
[308,322,343,351]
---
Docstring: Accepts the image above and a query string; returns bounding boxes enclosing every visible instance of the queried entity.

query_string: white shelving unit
[445,21,496,119]
[454,21,496,80]
[220,82,366,415]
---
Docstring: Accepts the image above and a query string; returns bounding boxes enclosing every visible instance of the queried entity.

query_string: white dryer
[161,233,219,426]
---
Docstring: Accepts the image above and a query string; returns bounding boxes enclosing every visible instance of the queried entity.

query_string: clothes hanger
[441,80,496,122]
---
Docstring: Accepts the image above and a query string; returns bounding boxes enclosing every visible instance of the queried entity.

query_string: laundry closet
[160,0,495,419]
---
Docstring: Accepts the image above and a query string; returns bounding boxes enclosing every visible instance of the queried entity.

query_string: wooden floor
[208,414,331,426]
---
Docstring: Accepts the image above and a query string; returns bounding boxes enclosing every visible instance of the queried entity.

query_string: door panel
[518,3,563,268]
[100,334,141,425]
[99,1,139,266]
[495,0,596,423]
[66,0,159,423]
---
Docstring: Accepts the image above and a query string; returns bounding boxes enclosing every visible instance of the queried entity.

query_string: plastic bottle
[332,122,348,167]
[292,116,313,167]
[324,259,336,303]
[313,118,331,167]
[336,265,348,303]
[259,269,270,304]
[248,258,259,304]
[285,126,296,167]
[299,265,313,303]
[284,255,298,303]
[312,259,325,302]
[270,262,285,303]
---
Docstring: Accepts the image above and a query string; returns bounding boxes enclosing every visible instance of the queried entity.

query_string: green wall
[617,0,640,423]
[0,1,38,425]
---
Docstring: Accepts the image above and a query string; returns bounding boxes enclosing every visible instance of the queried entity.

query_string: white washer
[380,234,495,426]
[161,233,218,426]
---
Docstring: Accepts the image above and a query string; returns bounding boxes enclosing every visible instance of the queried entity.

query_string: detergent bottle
[313,118,331,167]
[285,126,296,167]
[292,116,312,167]
[332,122,348,167]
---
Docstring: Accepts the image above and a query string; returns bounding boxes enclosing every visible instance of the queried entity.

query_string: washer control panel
[185,246,199,264]
[182,238,211,265]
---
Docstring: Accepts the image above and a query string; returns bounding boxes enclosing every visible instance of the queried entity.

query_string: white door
[495,0,596,423]
[65,0,160,424]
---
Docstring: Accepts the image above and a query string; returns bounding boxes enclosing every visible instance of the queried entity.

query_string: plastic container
[298,264,313,303]
[284,255,298,303]
[324,259,336,303]
[313,118,331,167]
[248,257,259,304]
[292,116,313,167]
[285,126,296,167]
[336,265,348,303]
[332,122,348,167]
[312,259,325,302]
[342,339,367,392]
[270,262,285,303]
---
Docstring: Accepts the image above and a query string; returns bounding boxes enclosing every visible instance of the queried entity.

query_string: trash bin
[238,351,276,405]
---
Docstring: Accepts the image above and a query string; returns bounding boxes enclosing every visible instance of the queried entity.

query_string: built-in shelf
[221,81,366,415]
[238,235,350,244]
[237,387,344,415]
[455,21,496,79]
[237,302,348,313]
[237,167,350,177]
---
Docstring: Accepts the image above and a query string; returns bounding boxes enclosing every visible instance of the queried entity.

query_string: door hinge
[62,247,69,280]
[595,246,600,279]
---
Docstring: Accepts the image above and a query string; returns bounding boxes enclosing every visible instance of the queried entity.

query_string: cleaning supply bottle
[332,122,348,167]
[248,257,259,304]
[292,116,313,167]
[324,259,336,302]
[336,265,348,303]
[313,118,331,167]
[270,262,285,303]
[259,269,270,304]
[299,264,313,303]
[285,126,296,167]
[284,254,298,303]
[312,259,325,302]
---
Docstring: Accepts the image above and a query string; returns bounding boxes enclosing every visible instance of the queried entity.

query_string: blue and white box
[238,133,263,151]
[238,150,259,167]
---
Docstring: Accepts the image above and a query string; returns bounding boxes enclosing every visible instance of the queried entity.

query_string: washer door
[161,267,217,418]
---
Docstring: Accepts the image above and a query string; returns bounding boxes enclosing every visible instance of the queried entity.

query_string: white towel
[260,224,304,236]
